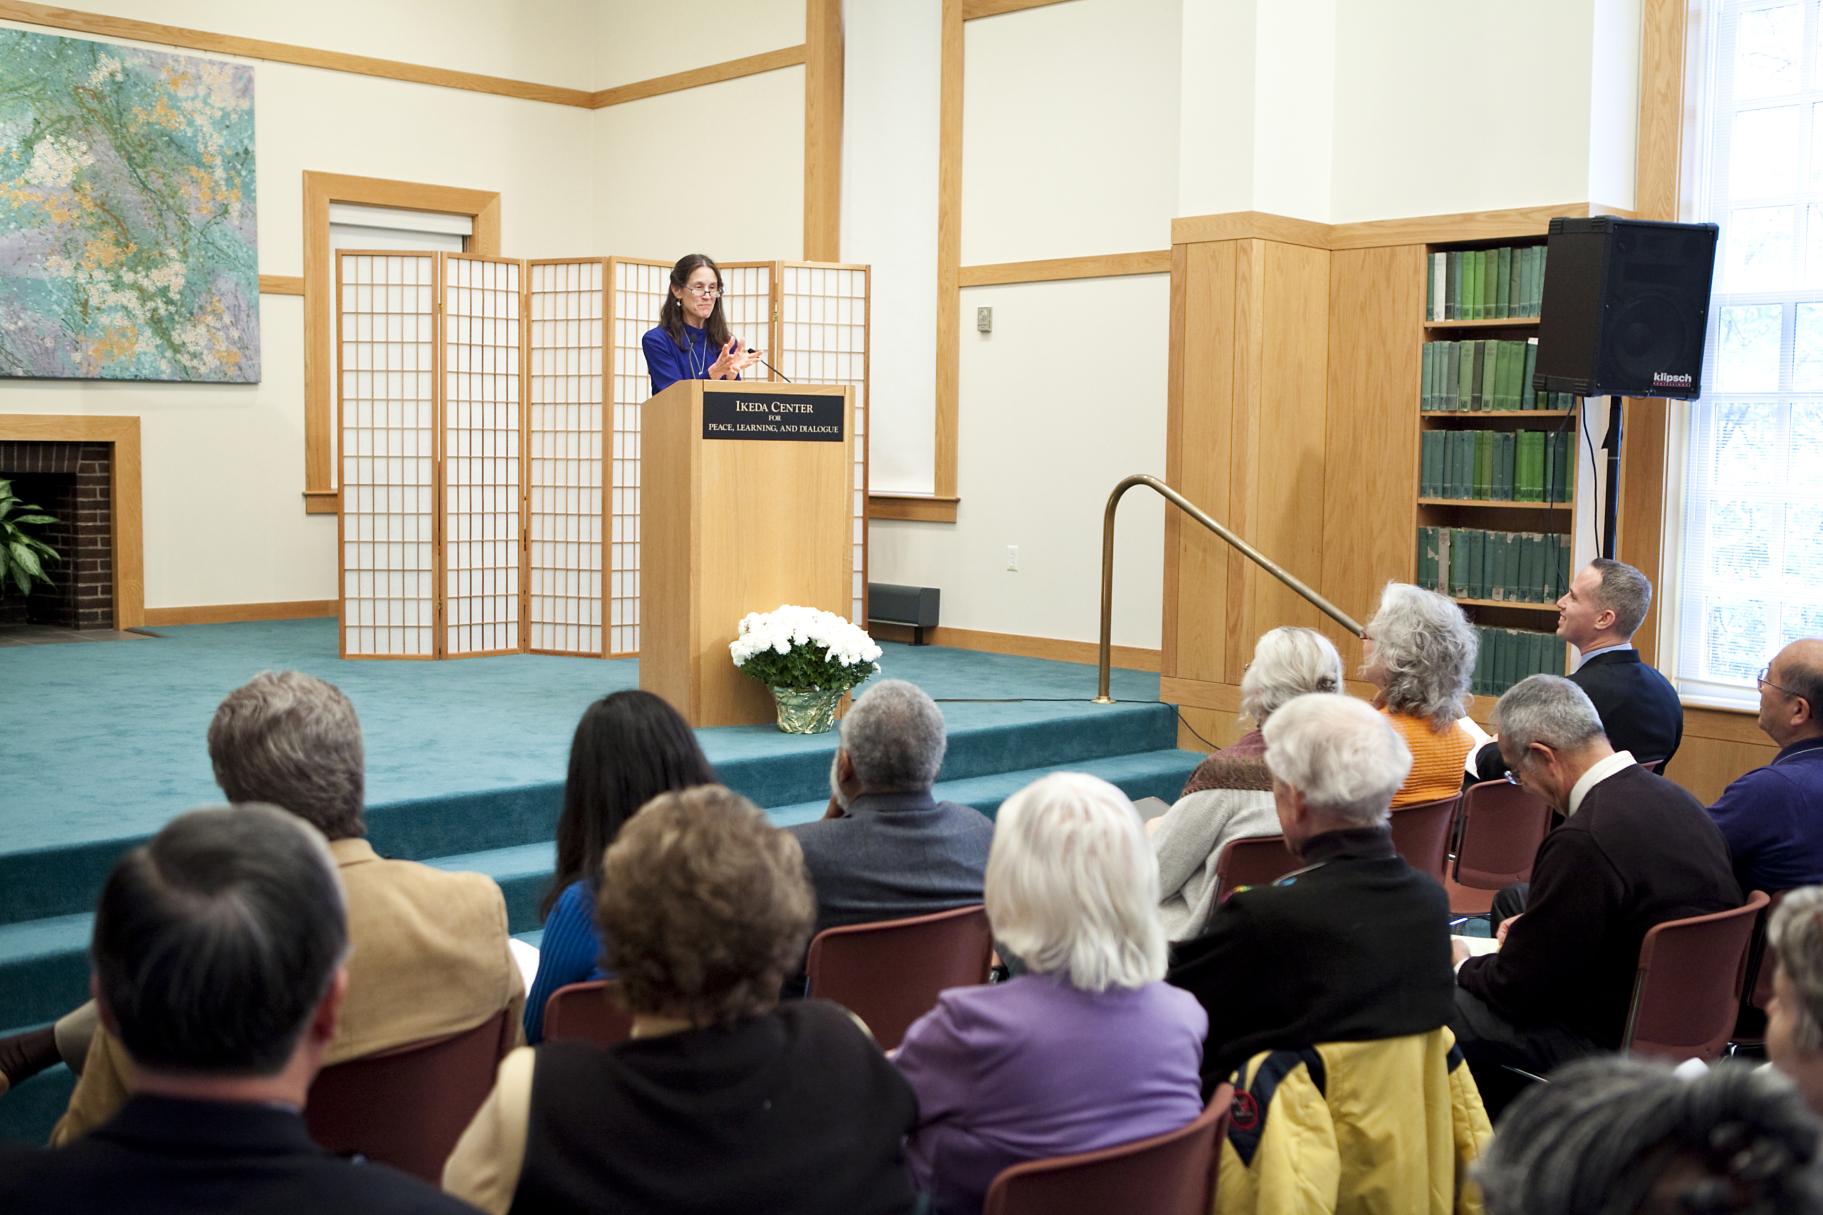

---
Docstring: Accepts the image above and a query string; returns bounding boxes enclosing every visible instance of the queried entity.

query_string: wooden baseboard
[143,600,337,626]
[871,622,1159,672]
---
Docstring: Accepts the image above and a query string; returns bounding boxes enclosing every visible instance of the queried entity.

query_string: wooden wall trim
[872,620,1160,671]
[803,3,842,260]
[958,250,1171,287]
[935,0,963,502]
[0,0,595,107]
[258,274,304,296]
[301,172,500,500]
[588,45,808,108]
[869,493,960,523]
[1172,203,1635,252]
[143,599,337,626]
[961,0,1080,19]
[0,413,143,629]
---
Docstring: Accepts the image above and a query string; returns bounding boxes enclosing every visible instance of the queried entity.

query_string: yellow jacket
[1214,1027,1492,1215]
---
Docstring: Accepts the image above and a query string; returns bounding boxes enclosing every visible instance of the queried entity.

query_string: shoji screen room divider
[337,252,869,661]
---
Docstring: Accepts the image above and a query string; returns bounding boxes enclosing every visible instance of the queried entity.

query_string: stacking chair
[981,1084,1233,1215]
[805,903,993,1050]
[1445,780,1553,922]
[1387,794,1458,885]
[1211,834,1301,903]
[305,1006,515,1182]
[1622,890,1771,1062]
[543,978,634,1048]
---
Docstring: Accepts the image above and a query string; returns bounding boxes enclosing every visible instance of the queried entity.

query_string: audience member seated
[444,786,918,1214]
[1766,885,1823,1117]
[1168,693,1457,1094]
[52,671,524,1143]
[1151,627,1343,940]
[787,679,994,985]
[524,690,714,1043]
[1475,1057,1823,1214]
[1360,583,1478,806]
[1450,675,1741,1117]
[894,773,1205,1215]
[1471,558,1683,782]
[0,806,476,1214]
[1708,638,1823,897]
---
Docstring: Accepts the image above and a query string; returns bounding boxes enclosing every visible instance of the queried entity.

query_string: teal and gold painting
[0,30,258,382]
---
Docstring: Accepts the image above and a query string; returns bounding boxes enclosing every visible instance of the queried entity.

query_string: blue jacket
[1708,736,1823,895]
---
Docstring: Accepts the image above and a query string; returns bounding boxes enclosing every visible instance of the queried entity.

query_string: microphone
[748,351,793,382]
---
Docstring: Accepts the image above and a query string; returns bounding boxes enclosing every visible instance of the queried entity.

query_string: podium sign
[640,380,854,726]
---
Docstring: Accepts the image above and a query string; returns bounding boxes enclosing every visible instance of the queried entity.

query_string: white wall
[592,0,803,89]
[872,276,1168,649]
[0,11,595,609]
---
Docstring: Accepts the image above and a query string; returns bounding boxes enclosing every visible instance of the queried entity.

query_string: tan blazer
[52,837,525,1145]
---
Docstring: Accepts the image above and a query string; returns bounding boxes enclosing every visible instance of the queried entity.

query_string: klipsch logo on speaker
[1652,371,1694,388]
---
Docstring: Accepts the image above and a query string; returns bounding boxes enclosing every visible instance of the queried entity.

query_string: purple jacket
[894,974,1206,1215]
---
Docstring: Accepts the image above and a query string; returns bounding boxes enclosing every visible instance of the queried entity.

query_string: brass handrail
[1095,474,1364,703]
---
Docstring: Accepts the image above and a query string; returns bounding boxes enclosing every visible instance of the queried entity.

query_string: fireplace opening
[0,441,114,630]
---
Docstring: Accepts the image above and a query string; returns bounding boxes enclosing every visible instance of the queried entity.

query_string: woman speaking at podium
[642,253,762,395]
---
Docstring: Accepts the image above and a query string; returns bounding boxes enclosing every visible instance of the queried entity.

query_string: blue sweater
[643,323,735,396]
[1708,737,1823,894]
[524,879,608,1044]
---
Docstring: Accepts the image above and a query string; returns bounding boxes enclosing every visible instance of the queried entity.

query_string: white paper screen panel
[337,251,439,659]
[441,255,524,658]
[780,263,870,624]
[528,259,606,657]
[607,258,669,657]
[718,262,774,381]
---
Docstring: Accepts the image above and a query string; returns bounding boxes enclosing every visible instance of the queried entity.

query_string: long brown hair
[658,253,732,352]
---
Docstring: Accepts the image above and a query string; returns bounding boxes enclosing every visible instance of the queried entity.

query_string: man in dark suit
[1472,557,1683,781]
[0,805,475,1215]
[1451,676,1741,1117]
[1167,694,1457,1094]
[787,680,994,983]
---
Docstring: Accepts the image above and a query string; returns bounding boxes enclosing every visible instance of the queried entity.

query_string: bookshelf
[1414,234,1583,708]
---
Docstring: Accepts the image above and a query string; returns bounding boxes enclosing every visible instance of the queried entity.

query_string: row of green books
[1421,339,1578,412]
[1416,527,1571,605]
[1471,625,1566,698]
[1419,428,1574,503]
[1425,244,1547,321]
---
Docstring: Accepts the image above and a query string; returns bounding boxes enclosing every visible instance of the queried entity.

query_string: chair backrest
[305,1006,515,1183]
[1213,834,1301,903]
[544,978,634,1048]
[1452,780,1553,890]
[981,1084,1233,1215]
[1746,889,1791,1014]
[1388,794,1458,884]
[805,904,993,1050]
[1624,890,1772,1062]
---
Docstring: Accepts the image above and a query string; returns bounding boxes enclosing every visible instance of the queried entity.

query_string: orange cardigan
[1382,709,1473,807]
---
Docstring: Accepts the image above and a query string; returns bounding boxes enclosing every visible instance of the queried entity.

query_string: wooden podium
[640,380,855,726]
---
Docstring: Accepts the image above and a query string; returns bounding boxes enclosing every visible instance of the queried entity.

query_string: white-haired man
[787,680,994,986]
[1451,675,1739,1117]
[1167,693,1458,1092]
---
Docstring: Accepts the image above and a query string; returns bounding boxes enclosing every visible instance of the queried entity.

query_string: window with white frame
[1675,0,1823,706]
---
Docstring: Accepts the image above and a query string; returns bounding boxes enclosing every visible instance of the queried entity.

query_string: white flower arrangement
[730,604,882,693]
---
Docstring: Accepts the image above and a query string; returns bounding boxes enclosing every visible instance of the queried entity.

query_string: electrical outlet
[1006,545,1019,571]
[977,306,993,334]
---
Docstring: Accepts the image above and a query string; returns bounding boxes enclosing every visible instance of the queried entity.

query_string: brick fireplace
[0,416,144,631]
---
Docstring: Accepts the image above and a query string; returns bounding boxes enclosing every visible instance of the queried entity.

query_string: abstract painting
[0,29,259,382]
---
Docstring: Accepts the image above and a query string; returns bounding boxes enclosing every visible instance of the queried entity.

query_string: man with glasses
[1706,639,1823,897]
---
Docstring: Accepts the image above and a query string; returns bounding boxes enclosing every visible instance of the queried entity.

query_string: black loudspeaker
[1534,217,1719,400]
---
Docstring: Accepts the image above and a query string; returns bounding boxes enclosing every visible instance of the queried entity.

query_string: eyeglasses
[683,285,721,299]
[1759,664,1801,697]
[1502,770,1523,788]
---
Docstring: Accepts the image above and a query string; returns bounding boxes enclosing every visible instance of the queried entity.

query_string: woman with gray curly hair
[1767,885,1823,1116]
[1476,1056,1823,1215]
[445,786,919,1214]
[1150,627,1344,939]
[1361,582,1478,806]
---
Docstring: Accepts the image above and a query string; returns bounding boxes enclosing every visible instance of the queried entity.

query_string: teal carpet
[0,619,1198,1143]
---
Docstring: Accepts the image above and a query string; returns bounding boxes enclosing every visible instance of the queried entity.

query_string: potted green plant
[0,477,61,599]
[730,604,883,734]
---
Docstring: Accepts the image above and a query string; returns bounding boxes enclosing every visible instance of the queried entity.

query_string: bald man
[1708,638,1823,896]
